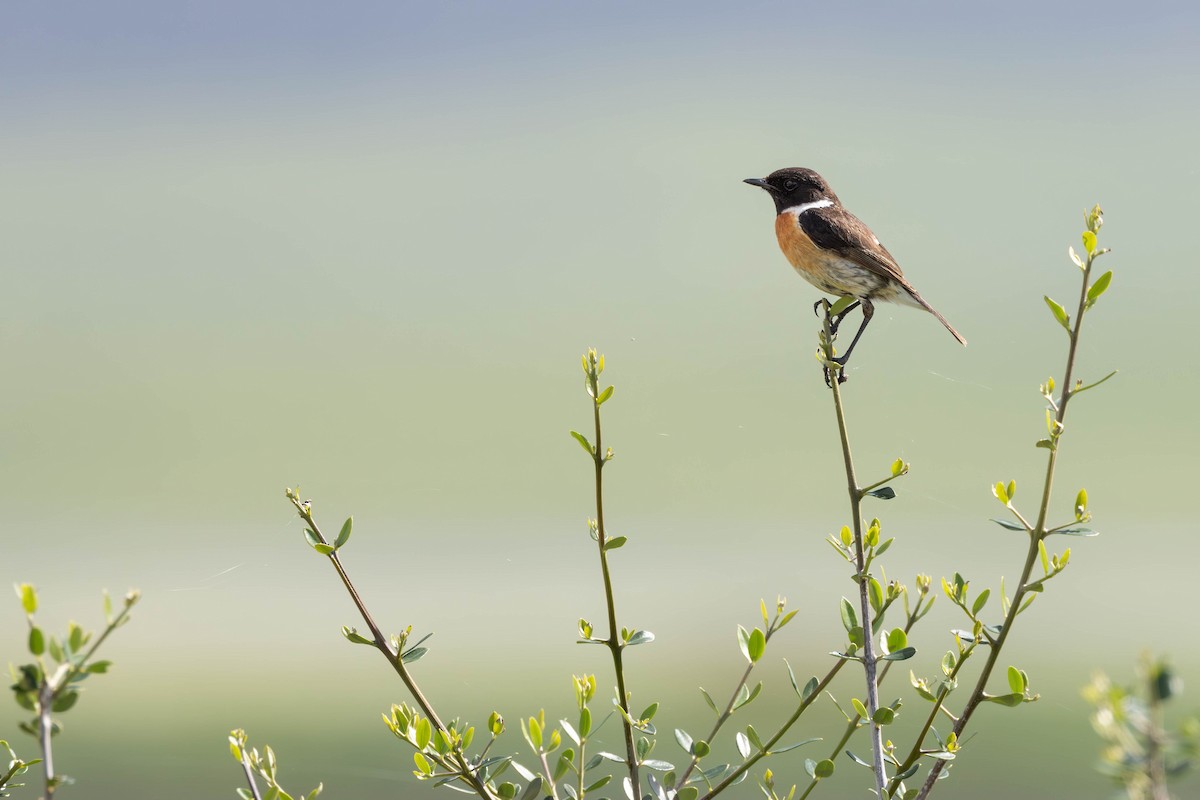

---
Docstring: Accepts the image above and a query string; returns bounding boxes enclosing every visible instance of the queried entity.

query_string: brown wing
[798,204,912,289]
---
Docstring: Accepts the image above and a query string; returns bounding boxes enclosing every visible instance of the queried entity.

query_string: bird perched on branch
[744,167,965,378]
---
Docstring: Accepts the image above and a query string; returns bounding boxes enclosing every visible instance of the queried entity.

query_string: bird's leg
[829,300,861,338]
[831,299,874,369]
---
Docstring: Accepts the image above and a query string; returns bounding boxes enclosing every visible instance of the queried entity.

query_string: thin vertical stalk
[588,365,641,799]
[823,314,887,798]
[914,221,1108,799]
[38,688,55,799]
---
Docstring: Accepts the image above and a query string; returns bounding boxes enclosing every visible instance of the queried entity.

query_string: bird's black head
[743,167,838,215]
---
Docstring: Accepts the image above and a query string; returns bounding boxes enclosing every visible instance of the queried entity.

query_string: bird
[744,167,965,374]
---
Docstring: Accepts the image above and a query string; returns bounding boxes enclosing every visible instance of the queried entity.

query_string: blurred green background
[2,2,1198,798]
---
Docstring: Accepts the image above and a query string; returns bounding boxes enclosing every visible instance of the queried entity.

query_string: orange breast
[772,213,882,298]
[775,213,827,278]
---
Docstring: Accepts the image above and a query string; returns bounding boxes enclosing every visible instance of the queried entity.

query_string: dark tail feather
[906,286,967,346]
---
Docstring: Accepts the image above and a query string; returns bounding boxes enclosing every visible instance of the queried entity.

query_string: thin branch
[587,361,642,799]
[697,660,846,800]
[239,750,265,800]
[823,311,888,798]
[915,227,1107,799]
[291,500,494,800]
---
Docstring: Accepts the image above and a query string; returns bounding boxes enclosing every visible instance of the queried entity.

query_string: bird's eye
[783,179,798,191]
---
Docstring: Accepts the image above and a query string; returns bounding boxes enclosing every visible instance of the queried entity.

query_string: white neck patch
[783,198,834,216]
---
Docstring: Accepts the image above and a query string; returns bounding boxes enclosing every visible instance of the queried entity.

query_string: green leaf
[642,759,674,771]
[569,431,594,455]
[846,751,873,769]
[891,458,905,477]
[578,707,591,737]
[18,584,37,615]
[303,528,321,548]
[597,386,614,405]
[773,737,822,753]
[639,702,659,721]
[1007,666,1026,694]
[851,698,869,719]
[28,627,45,656]
[692,740,710,758]
[626,630,654,646]
[971,589,990,617]
[335,517,353,549]
[829,295,857,316]
[1048,526,1098,537]
[737,625,751,662]
[747,628,766,663]
[67,622,85,653]
[815,759,835,778]
[52,691,78,713]
[847,626,865,647]
[989,518,1026,531]
[745,725,764,752]
[700,688,719,714]
[528,716,544,750]
[983,692,1025,707]
[880,646,917,662]
[840,599,858,633]
[735,732,751,759]
[416,718,432,750]
[785,659,801,697]
[1087,271,1113,306]
[872,707,895,725]
[585,776,612,793]
[312,543,335,555]
[1082,230,1097,255]
[553,751,572,781]
[604,536,627,551]
[735,681,763,710]
[887,628,908,652]
[341,626,374,645]
[868,578,884,614]
[677,788,700,800]
[1044,296,1070,331]
[1068,245,1084,268]
[401,647,427,663]
[674,729,693,754]
[865,487,896,500]
[518,777,544,800]
[87,660,112,674]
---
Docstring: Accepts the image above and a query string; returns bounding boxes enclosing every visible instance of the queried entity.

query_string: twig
[822,307,888,798]
[914,216,1109,798]
[290,498,494,800]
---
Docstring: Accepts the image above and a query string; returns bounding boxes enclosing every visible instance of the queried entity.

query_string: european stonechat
[744,167,965,370]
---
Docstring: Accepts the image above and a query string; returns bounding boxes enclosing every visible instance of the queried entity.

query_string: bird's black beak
[743,177,772,191]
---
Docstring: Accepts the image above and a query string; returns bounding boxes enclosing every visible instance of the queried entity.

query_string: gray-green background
[3,2,1197,798]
